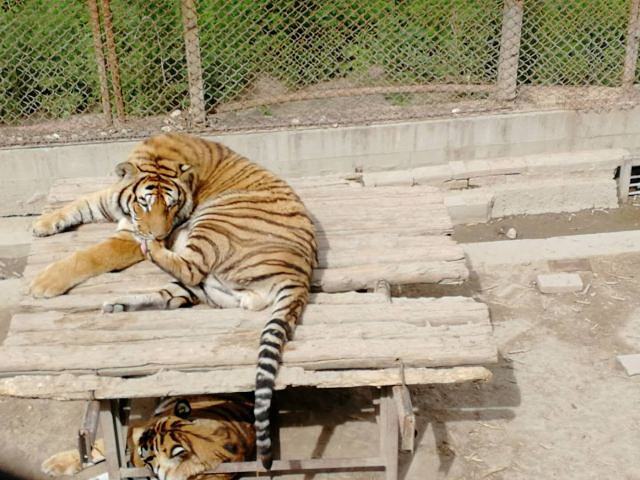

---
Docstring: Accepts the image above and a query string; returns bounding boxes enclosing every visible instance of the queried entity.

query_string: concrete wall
[3,107,640,216]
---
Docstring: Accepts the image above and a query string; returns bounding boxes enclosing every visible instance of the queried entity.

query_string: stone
[444,190,494,225]
[616,354,640,376]
[536,273,584,294]
[506,227,517,240]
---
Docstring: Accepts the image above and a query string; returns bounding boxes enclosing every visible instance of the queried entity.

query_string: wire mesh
[1,0,640,147]
[196,0,502,112]
[0,1,101,125]
[518,0,631,105]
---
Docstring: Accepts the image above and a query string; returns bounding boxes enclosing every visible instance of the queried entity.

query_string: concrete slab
[4,107,640,216]
[445,191,494,225]
[616,354,640,376]
[0,216,33,247]
[463,230,640,268]
[536,273,583,294]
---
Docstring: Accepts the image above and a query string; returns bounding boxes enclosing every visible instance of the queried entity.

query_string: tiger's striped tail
[254,284,308,469]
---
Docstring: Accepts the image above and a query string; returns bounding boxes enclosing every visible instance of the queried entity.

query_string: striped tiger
[41,395,255,480]
[30,133,317,468]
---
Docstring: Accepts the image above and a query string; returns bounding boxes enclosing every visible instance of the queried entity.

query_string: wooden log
[0,322,497,375]
[24,258,467,298]
[0,366,493,400]
[27,235,464,268]
[13,297,489,333]
[313,261,469,292]
[4,319,489,347]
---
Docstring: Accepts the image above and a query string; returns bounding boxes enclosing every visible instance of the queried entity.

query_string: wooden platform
[0,175,497,479]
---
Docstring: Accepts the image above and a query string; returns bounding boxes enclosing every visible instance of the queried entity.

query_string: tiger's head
[131,399,253,480]
[115,161,195,241]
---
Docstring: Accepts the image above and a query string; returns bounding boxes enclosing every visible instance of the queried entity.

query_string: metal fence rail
[1,0,640,146]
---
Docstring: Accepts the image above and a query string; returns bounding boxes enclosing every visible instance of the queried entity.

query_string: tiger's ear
[115,162,138,179]
[174,399,192,419]
[178,164,196,190]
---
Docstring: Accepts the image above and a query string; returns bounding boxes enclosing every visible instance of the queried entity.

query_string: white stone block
[617,354,640,376]
[445,190,494,225]
[536,273,584,294]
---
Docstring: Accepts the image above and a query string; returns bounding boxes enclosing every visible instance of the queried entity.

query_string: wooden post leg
[99,399,123,480]
[392,385,416,452]
[379,387,399,480]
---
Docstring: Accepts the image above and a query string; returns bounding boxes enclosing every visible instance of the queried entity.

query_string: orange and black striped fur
[30,133,317,468]
[41,395,255,480]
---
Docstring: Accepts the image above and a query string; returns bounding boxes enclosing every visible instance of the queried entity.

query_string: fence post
[101,0,125,124]
[623,0,640,90]
[181,0,206,125]
[495,0,524,101]
[87,0,112,125]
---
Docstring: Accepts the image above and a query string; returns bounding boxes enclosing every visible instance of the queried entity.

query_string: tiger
[30,133,317,469]
[41,395,255,480]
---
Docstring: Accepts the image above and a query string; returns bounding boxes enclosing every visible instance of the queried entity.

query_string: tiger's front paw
[30,263,75,298]
[32,214,67,237]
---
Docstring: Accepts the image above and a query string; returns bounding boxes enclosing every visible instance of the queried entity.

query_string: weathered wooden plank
[23,259,467,297]
[4,319,488,347]
[0,322,496,375]
[393,385,416,452]
[313,261,468,292]
[26,235,464,267]
[13,297,489,332]
[0,366,493,400]
[47,175,365,198]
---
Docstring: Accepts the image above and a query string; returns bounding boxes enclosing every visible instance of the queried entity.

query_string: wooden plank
[26,234,465,268]
[4,319,488,347]
[313,260,468,292]
[23,259,466,297]
[392,385,416,452]
[45,177,441,202]
[0,366,493,400]
[12,297,490,333]
[379,387,399,480]
[122,457,384,477]
[0,322,497,375]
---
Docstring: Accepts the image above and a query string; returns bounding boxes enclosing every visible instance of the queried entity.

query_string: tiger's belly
[168,225,270,312]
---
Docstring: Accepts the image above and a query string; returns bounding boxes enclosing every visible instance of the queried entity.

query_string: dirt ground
[1,210,640,479]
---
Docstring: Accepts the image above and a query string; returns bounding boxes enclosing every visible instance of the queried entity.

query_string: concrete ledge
[463,230,640,268]
[3,107,640,216]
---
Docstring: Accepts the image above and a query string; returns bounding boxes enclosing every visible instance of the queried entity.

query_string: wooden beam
[121,456,385,478]
[0,366,493,400]
[392,385,416,452]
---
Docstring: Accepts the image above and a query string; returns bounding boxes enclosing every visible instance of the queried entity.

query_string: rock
[506,227,517,240]
[617,354,640,376]
[161,126,172,132]
[536,273,583,294]
[169,109,182,118]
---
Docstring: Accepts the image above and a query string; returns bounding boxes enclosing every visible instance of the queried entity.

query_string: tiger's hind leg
[102,281,205,313]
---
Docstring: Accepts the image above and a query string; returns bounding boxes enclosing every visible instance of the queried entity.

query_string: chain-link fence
[2,0,640,147]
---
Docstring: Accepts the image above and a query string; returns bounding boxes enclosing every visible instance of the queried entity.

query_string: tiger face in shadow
[42,395,255,480]
[132,396,255,480]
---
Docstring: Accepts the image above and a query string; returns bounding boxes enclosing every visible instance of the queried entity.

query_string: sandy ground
[1,210,640,479]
